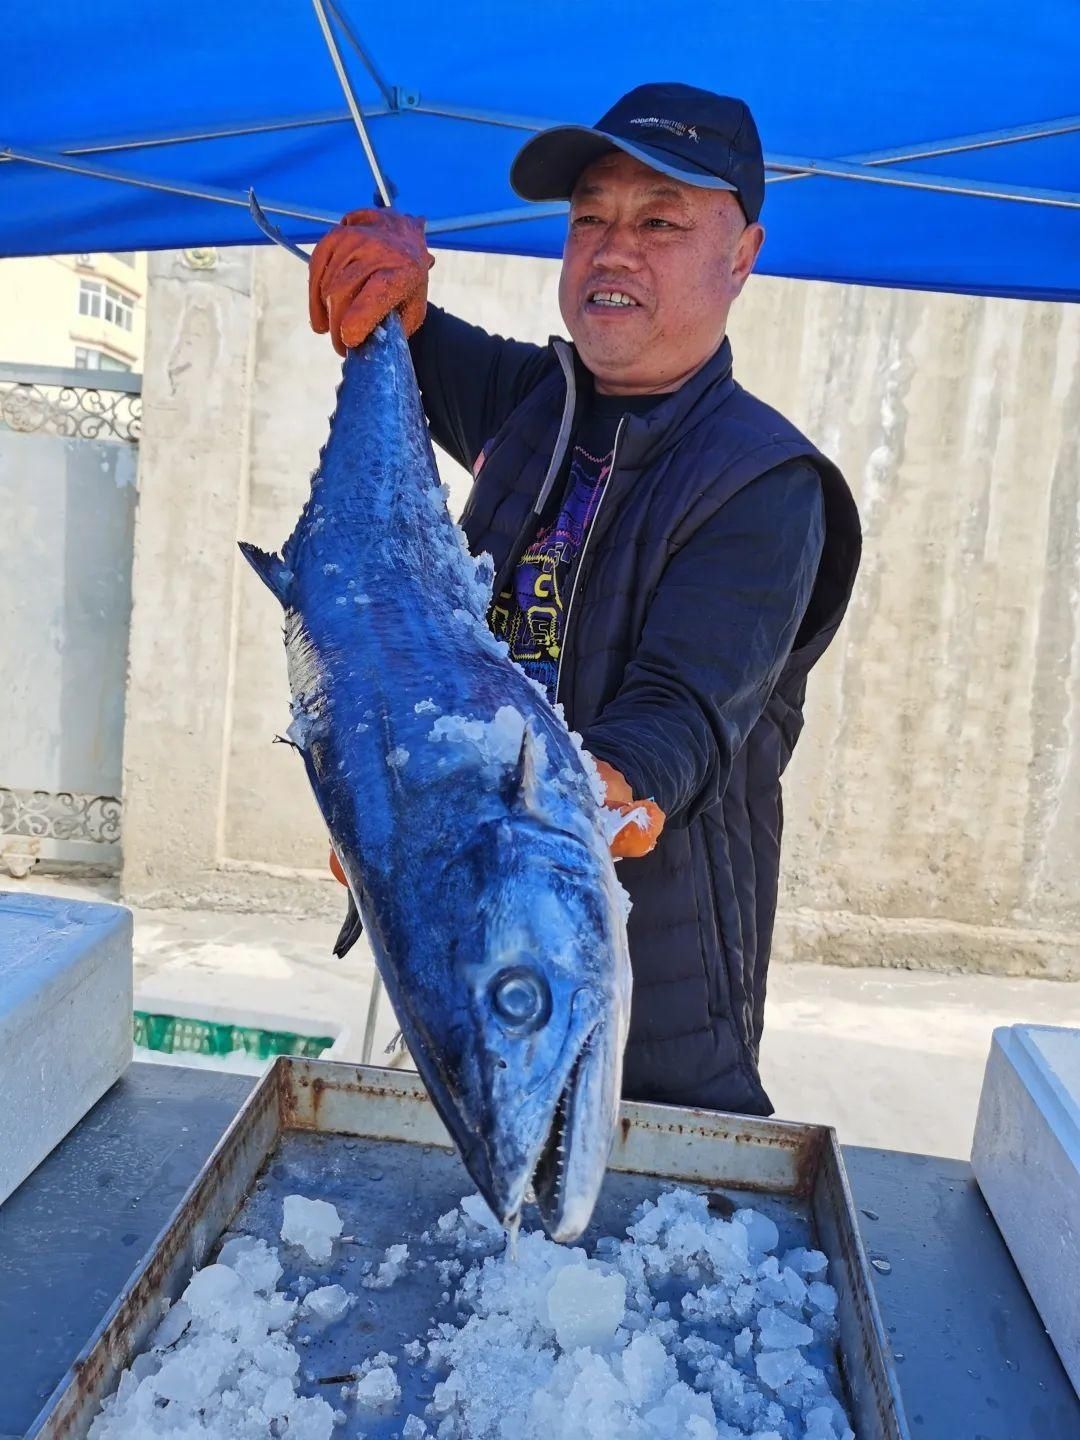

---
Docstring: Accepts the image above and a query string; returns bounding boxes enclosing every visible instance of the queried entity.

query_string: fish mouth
[531,1021,614,1243]
[409,1007,622,1246]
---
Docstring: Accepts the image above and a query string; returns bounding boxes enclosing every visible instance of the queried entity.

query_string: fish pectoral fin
[333,890,365,958]
[503,722,549,822]
[238,541,292,606]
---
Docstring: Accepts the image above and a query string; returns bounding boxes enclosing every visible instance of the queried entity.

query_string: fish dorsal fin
[238,542,292,606]
[505,723,546,820]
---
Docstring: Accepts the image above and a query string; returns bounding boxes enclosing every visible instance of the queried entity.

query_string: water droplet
[871,1257,892,1275]
[861,1207,880,1221]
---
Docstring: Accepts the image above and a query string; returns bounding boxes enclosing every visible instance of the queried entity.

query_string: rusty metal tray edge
[29,1057,909,1440]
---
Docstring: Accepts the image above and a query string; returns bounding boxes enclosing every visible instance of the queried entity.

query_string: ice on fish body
[280,1194,343,1264]
[428,705,546,774]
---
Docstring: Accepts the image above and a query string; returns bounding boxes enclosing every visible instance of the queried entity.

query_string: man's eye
[644,217,675,229]
[571,214,603,226]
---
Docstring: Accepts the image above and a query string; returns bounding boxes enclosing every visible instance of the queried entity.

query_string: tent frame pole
[310,0,391,206]
[765,153,1080,209]
[768,115,1080,186]
[0,144,340,225]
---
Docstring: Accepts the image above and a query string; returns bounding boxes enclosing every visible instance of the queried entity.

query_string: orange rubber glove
[593,759,666,859]
[309,208,434,357]
[329,847,347,885]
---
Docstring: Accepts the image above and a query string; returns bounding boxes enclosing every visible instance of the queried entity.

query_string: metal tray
[29,1058,910,1439]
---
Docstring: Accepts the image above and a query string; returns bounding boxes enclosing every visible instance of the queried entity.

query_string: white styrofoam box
[972,1024,1080,1395]
[0,891,133,1205]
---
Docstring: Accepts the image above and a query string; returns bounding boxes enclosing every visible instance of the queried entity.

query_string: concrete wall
[0,426,137,865]
[121,244,1080,978]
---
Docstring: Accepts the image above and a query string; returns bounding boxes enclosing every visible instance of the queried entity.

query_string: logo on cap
[628,116,700,143]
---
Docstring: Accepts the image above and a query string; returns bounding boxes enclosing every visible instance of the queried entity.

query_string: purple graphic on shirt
[490,439,613,699]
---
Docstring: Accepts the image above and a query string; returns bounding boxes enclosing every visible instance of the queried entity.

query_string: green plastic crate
[133,1011,332,1060]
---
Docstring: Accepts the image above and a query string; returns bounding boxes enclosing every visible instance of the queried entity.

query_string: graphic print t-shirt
[489,390,666,701]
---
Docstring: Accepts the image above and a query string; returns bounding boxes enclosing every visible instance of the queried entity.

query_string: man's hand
[593,759,666,859]
[309,209,434,356]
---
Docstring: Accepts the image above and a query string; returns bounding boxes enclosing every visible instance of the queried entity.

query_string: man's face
[558,151,764,395]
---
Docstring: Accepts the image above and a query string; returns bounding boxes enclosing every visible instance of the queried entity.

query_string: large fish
[240,316,631,1242]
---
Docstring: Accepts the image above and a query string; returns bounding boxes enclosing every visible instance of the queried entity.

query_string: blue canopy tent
[2,1,1078,300]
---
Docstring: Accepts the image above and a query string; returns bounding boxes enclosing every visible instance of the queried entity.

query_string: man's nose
[591,220,643,271]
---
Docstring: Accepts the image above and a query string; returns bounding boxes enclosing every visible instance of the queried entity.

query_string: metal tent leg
[361,969,383,1065]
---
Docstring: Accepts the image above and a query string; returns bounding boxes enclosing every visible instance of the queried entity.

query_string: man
[310,83,861,1116]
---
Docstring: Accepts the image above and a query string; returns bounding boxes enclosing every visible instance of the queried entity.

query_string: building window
[110,252,136,267]
[103,285,134,331]
[77,279,135,331]
[74,346,132,372]
[78,279,102,317]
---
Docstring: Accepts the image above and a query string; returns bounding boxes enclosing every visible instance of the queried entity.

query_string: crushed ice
[90,1188,854,1440]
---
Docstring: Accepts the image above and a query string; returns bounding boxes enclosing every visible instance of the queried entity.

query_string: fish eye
[490,967,551,1033]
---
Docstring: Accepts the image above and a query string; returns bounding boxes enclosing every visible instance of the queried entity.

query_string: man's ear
[732,222,766,294]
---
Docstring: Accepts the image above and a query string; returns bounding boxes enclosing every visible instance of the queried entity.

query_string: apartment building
[0,250,147,371]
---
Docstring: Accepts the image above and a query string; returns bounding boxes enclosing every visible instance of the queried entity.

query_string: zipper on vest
[555,414,627,707]
[490,342,578,600]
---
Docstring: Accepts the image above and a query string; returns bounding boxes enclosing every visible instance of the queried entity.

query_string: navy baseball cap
[511,82,765,223]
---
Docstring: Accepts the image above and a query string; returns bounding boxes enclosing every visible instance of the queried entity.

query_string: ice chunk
[756,1306,814,1349]
[805,1406,843,1438]
[620,1331,672,1406]
[182,1263,247,1327]
[402,1417,429,1438]
[733,1327,753,1358]
[261,1374,296,1417]
[755,1347,804,1391]
[303,1284,351,1322]
[354,1364,401,1408]
[782,1264,808,1308]
[782,1246,829,1278]
[460,1193,503,1233]
[281,1194,343,1264]
[734,1208,780,1257]
[362,1242,410,1290]
[807,1280,839,1315]
[217,1234,284,1295]
[285,1395,337,1440]
[149,1299,191,1351]
[546,1264,627,1352]
[386,745,410,768]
